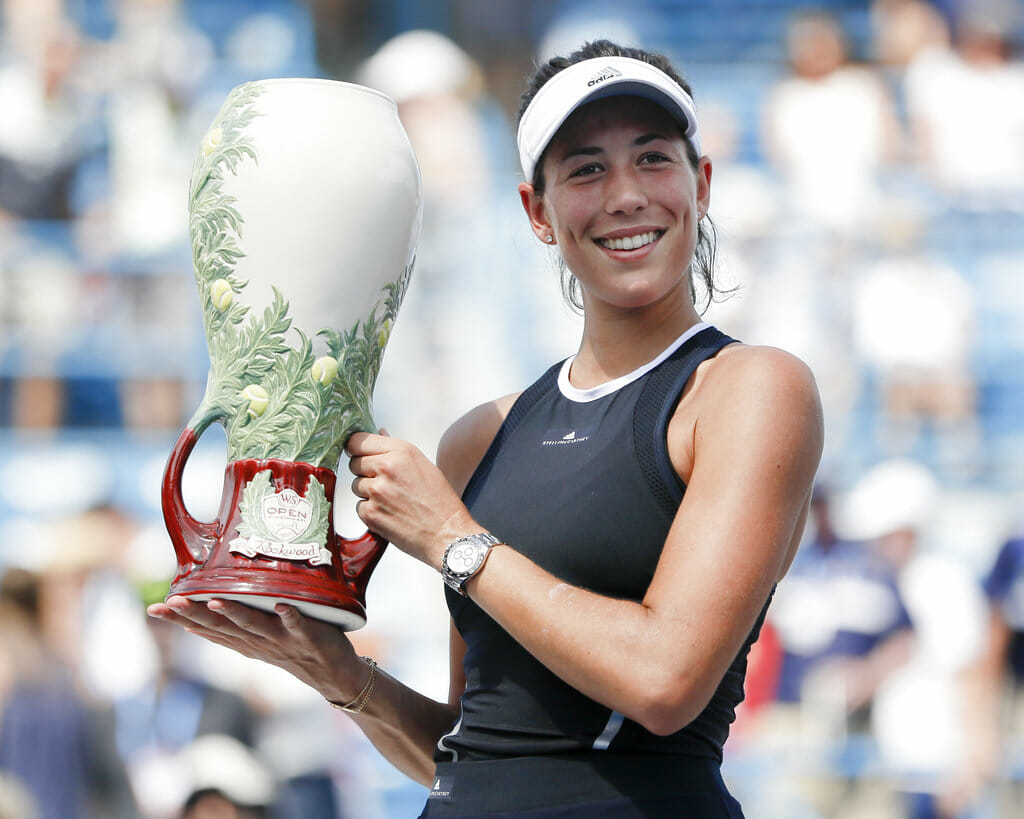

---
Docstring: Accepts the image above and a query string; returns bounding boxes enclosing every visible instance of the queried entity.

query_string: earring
[545,234,554,244]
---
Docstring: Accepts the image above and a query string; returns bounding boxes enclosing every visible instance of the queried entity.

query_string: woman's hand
[346,431,478,571]
[146,596,370,705]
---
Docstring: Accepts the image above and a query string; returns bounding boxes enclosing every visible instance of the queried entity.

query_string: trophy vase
[161,78,422,629]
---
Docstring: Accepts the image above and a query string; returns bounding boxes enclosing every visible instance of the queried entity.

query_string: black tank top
[437,324,770,764]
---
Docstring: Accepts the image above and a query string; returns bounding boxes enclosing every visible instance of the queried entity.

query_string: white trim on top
[557,322,710,403]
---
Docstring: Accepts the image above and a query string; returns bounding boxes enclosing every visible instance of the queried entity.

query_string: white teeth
[598,231,660,251]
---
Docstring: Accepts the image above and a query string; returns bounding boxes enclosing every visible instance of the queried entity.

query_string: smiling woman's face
[521,95,711,315]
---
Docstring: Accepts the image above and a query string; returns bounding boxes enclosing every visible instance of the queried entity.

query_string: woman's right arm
[147,393,515,786]
[146,593,456,785]
[349,391,517,780]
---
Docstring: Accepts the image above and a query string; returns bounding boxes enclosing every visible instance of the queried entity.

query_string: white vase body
[162,79,422,628]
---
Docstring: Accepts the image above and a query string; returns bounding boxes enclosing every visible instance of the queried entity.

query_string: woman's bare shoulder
[710,342,817,385]
[718,343,819,403]
[436,392,522,495]
[669,341,822,482]
[694,342,824,456]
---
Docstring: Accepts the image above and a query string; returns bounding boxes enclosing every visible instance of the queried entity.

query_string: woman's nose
[604,166,648,214]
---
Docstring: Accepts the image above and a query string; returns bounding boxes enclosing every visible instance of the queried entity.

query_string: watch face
[446,542,481,574]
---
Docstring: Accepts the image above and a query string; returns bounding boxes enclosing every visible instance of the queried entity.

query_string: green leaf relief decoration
[187,81,412,469]
[235,470,275,541]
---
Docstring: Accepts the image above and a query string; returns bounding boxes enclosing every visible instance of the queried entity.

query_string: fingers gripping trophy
[161,79,422,629]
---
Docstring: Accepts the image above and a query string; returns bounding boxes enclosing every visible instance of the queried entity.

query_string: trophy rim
[246,77,398,109]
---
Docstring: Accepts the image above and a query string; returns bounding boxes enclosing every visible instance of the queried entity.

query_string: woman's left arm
[347,346,823,735]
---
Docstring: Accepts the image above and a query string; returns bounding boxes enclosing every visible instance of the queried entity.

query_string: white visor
[517,56,701,184]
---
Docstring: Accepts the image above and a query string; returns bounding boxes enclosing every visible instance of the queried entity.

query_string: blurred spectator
[746,458,990,817]
[175,649,355,819]
[961,527,1024,816]
[871,0,952,75]
[176,735,275,819]
[980,529,1024,693]
[832,459,987,819]
[181,791,266,819]
[115,602,262,818]
[770,481,914,726]
[0,0,93,222]
[37,504,158,700]
[0,566,137,819]
[0,0,117,429]
[849,209,979,468]
[903,1,1024,206]
[33,503,262,818]
[100,0,214,259]
[356,28,497,216]
[762,8,904,236]
[0,236,84,428]
[730,478,918,817]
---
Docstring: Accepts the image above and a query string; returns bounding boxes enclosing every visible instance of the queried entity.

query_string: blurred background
[0,0,1022,817]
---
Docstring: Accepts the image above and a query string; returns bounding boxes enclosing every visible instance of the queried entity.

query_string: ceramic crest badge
[161,79,422,629]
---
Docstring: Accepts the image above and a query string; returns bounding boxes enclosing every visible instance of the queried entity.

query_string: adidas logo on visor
[586,65,622,87]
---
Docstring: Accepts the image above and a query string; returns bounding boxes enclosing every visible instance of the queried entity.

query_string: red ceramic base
[163,428,385,631]
[168,570,368,629]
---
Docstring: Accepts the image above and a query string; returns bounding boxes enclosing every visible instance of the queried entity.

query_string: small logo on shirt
[429,776,454,800]
[541,426,594,446]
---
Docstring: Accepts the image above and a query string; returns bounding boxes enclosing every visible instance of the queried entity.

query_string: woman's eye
[568,162,603,178]
[639,152,670,166]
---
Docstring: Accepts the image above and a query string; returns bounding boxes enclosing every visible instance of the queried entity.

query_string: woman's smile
[595,228,666,252]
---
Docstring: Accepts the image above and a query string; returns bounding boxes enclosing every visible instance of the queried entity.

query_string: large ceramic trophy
[161,79,422,629]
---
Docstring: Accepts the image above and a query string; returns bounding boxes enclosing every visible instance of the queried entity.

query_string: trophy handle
[162,420,220,569]
[340,531,387,601]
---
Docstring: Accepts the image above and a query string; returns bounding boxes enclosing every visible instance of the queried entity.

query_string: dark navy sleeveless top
[437,324,771,765]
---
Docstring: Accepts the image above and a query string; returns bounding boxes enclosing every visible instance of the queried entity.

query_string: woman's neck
[570,298,703,390]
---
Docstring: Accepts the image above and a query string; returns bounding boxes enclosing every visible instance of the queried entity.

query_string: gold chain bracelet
[329,656,378,714]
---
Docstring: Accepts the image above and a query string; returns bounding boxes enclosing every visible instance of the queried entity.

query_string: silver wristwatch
[442,532,500,595]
